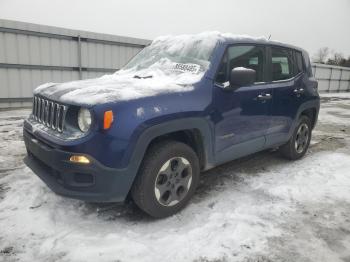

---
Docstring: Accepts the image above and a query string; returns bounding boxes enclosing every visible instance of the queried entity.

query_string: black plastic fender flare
[287,99,320,140]
[120,117,215,197]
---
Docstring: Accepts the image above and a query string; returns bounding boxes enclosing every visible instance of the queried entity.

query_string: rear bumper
[23,129,132,202]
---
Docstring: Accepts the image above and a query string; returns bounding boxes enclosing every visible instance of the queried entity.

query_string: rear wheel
[279,115,312,160]
[131,140,200,218]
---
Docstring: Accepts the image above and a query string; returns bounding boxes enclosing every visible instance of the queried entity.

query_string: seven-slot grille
[32,96,67,132]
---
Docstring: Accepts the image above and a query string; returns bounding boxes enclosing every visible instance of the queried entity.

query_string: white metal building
[0,19,150,108]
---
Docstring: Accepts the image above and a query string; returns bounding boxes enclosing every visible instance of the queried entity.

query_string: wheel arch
[300,107,317,129]
[147,128,206,170]
[131,118,214,172]
[286,100,320,141]
[122,117,214,199]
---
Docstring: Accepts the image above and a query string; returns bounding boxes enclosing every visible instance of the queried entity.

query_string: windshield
[122,34,218,74]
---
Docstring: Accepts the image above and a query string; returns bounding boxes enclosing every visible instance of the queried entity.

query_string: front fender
[124,117,215,172]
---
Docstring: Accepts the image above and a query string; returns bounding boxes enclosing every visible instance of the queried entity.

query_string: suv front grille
[32,96,68,132]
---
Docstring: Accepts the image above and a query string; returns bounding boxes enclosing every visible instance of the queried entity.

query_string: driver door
[212,44,273,164]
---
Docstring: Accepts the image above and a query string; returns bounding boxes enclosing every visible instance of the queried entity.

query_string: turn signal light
[104,110,114,130]
[69,155,90,164]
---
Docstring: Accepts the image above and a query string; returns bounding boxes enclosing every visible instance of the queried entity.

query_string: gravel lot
[0,93,350,262]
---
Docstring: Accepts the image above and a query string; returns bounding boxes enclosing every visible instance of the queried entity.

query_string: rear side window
[216,45,265,84]
[271,47,294,81]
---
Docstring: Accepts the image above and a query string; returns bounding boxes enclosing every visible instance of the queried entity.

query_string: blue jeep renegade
[24,33,320,218]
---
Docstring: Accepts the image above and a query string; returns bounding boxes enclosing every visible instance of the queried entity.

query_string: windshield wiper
[134,75,153,79]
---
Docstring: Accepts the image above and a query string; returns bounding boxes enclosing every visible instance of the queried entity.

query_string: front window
[216,45,265,84]
[122,36,217,75]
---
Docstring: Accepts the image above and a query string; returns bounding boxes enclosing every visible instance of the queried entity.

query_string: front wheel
[279,115,312,160]
[131,140,200,218]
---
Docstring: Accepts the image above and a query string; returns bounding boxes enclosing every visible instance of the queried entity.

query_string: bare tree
[313,47,329,63]
[327,52,344,66]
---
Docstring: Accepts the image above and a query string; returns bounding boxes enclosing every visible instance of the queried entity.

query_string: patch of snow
[136,107,145,118]
[154,106,161,113]
[320,92,350,98]
[0,109,29,171]
[250,152,350,202]
[318,103,350,124]
[233,67,250,71]
[34,82,55,93]
[34,71,199,106]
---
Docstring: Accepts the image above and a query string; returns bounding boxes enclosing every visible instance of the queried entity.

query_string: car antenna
[268,34,271,40]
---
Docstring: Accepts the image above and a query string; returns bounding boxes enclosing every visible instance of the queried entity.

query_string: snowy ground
[0,93,350,262]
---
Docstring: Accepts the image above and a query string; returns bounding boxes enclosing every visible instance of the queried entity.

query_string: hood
[34,67,205,107]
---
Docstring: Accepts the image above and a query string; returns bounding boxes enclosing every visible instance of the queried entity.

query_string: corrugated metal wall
[312,63,350,92]
[0,19,150,108]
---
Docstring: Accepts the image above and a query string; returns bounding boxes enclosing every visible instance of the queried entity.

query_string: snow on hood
[34,68,202,105]
[34,32,267,106]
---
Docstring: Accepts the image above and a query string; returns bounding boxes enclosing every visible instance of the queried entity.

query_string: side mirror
[228,67,256,89]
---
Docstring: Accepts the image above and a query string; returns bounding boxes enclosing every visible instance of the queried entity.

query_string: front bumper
[23,129,132,202]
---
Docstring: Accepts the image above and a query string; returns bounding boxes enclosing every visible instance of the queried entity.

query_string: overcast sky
[1,0,349,58]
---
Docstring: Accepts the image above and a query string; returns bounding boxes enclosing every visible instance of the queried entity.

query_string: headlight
[78,108,91,132]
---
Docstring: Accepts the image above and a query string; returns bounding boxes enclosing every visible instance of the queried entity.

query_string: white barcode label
[171,63,200,74]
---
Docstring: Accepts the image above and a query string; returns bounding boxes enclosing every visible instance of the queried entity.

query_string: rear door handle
[257,93,272,101]
[293,88,304,95]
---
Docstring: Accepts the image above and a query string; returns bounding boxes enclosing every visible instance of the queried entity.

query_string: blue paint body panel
[23,39,320,202]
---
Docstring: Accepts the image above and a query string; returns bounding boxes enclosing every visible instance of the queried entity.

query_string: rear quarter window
[271,47,294,81]
[295,51,305,74]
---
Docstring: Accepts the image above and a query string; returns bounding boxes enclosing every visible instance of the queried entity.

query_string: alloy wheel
[154,157,192,207]
[295,123,309,154]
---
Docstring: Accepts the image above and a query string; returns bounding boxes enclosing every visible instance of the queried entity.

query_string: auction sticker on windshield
[171,63,200,74]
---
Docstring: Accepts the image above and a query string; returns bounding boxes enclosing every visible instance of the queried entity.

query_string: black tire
[279,115,312,160]
[131,140,200,218]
